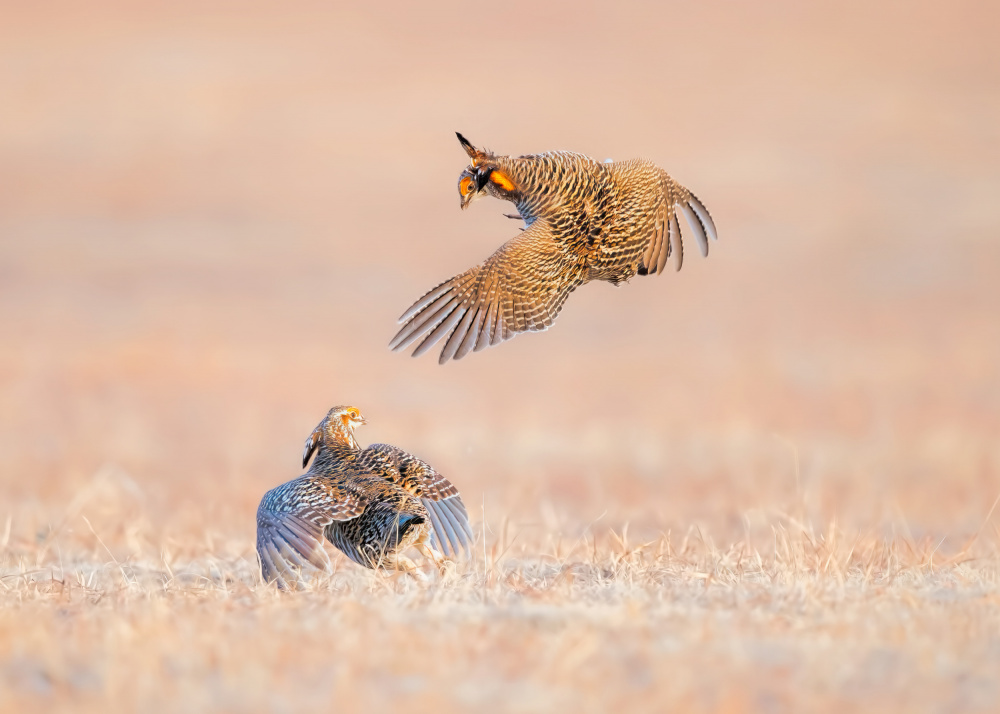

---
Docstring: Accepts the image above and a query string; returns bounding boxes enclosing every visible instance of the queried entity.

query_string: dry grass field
[2,2,999,711]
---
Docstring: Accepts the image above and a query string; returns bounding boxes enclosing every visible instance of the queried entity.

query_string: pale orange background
[4,1,998,534]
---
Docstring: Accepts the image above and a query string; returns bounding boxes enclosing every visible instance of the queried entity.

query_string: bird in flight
[389,133,718,364]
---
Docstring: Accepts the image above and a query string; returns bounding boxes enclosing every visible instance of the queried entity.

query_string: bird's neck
[311,438,360,470]
[500,151,601,221]
[328,418,359,446]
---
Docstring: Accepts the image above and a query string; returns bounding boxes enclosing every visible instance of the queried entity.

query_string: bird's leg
[503,212,527,231]
[415,535,456,580]
[392,555,428,583]
[416,542,448,572]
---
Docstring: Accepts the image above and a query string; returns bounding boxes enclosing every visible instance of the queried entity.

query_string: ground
[1,2,999,712]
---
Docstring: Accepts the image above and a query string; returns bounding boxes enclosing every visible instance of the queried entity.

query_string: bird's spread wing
[640,177,718,275]
[363,444,474,558]
[256,476,368,588]
[389,220,585,364]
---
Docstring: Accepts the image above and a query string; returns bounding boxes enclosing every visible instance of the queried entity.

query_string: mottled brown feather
[391,138,718,363]
[256,407,473,586]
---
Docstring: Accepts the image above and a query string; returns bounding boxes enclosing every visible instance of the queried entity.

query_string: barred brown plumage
[256,406,474,588]
[389,133,719,364]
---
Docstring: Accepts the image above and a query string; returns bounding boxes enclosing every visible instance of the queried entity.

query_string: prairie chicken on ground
[390,133,718,364]
[256,405,473,587]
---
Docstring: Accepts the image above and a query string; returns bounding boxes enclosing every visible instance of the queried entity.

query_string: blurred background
[1,0,998,551]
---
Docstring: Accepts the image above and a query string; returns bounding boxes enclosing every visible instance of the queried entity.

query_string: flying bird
[256,405,473,587]
[390,133,718,363]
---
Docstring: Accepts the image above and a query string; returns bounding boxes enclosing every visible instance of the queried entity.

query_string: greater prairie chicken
[390,133,718,363]
[256,406,473,587]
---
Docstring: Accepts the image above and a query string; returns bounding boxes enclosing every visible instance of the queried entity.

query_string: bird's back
[501,152,677,284]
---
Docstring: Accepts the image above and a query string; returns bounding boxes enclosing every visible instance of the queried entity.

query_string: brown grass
[2,1,1000,712]
[2,471,1000,712]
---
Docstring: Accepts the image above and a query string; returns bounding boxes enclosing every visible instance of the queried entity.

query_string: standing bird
[256,406,473,587]
[390,133,719,363]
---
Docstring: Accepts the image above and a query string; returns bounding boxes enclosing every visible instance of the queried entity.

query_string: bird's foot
[390,555,429,584]
[416,543,456,581]
[438,559,458,583]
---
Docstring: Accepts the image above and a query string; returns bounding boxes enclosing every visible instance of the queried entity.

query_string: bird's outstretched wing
[363,444,474,558]
[639,177,718,276]
[389,220,586,364]
[256,476,369,588]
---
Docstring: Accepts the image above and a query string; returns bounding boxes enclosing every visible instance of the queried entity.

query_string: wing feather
[668,213,683,272]
[687,191,719,244]
[423,502,450,556]
[390,220,584,363]
[442,497,475,542]
[641,201,668,275]
[257,539,284,587]
[398,280,454,323]
[635,171,717,277]
[261,540,290,589]
[411,303,467,358]
[440,302,479,362]
[678,201,710,258]
[424,498,460,556]
[475,289,498,352]
[656,212,672,274]
[453,303,486,361]
[255,478,367,587]
[389,295,462,351]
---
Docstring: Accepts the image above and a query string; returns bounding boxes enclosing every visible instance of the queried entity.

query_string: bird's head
[302,405,367,468]
[458,168,487,210]
[456,132,518,209]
